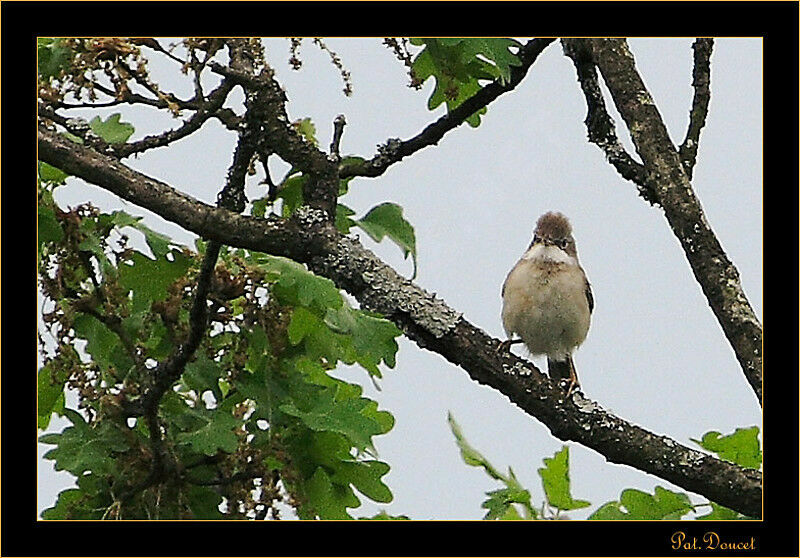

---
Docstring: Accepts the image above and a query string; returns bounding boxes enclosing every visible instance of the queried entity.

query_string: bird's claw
[564,379,580,398]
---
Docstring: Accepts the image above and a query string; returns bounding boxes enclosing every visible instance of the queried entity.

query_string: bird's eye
[556,239,567,248]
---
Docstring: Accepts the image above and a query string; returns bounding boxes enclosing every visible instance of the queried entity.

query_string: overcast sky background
[38,37,762,520]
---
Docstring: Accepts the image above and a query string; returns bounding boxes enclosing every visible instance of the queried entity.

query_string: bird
[499,211,593,397]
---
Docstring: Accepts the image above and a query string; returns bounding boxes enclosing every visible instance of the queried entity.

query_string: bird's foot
[496,338,522,353]
[564,378,580,398]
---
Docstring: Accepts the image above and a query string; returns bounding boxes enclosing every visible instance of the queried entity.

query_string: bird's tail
[547,356,573,383]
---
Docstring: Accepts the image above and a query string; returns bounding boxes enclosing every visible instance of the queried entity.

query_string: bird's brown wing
[585,278,594,314]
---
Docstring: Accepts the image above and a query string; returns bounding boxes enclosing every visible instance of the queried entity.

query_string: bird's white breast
[501,250,590,359]
[521,243,577,265]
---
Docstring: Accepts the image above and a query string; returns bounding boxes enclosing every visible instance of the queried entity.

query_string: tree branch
[561,38,654,202]
[338,38,556,179]
[113,80,235,158]
[210,54,340,218]
[679,38,714,179]
[585,38,762,406]
[36,126,762,517]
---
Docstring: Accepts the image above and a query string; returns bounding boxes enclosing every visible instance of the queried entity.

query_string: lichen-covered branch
[36,126,762,517]
[584,38,762,405]
[561,38,654,202]
[679,38,714,179]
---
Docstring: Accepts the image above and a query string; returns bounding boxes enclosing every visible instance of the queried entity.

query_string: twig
[114,80,235,158]
[134,37,188,66]
[338,38,556,179]
[117,42,264,503]
[329,114,346,161]
[679,38,714,179]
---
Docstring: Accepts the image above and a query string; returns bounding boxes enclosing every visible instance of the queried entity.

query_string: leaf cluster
[448,414,759,521]
[38,163,403,518]
[409,38,522,127]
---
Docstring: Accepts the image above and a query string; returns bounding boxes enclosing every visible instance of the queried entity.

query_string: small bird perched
[500,211,593,396]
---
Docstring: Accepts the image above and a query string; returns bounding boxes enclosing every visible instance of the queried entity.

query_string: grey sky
[38,38,762,519]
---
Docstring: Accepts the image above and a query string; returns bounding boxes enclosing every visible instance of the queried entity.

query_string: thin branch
[679,38,714,179]
[329,114,346,161]
[132,37,188,66]
[586,38,761,405]
[113,80,235,158]
[561,38,654,202]
[36,127,762,518]
[338,38,556,179]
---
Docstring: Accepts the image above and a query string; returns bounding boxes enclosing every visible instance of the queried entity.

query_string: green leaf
[448,412,504,479]
[447,413,537,519]
[588,487,693,520]
[360,510,411,520]
[410,38,519,127]
[76,219,117,279]
[276,174,307,217]
[292,117,318,146]
[335,203,356,234]
[185,485,224,519]
[89,113,135,144]
[40,409,130,476]
[332,460,393,503]
[73,313,135,378]
[482,487,536,520]
[253,254,343,314]
[303,467,358,519]
[354,202,417,278]
[323,305,401,376]
[37,204,64,264]
[38,365,66,430]
[538,446,591,511]
[38,38,73,80]
[183,353,224,402]
[279,382,390,453]
[41,489,88,520]
[695,502,748,520]
[435,38,522,83]
[38,161,69,185]
[691,426,762,469]
[105,211,176,259]
[177,405,240,456]
[118,249,191,310]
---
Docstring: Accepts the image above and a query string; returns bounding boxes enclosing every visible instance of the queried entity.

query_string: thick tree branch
[586,39,762,406]
[679,38,714,179]
[338,38,556,179]
[36,126,762,517]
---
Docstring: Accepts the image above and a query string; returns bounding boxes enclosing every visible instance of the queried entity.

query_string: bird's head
[530,211,577,256]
